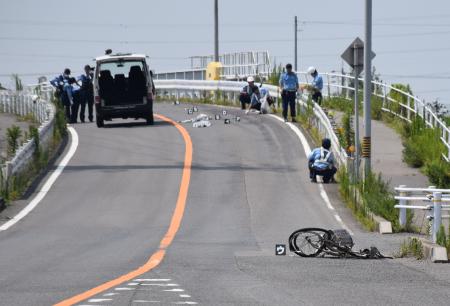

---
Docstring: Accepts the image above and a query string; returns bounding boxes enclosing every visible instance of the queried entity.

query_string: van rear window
[98,60,145,78]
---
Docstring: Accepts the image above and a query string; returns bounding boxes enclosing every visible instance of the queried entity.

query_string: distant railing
[154,79,347,167]
[155,70,450,161]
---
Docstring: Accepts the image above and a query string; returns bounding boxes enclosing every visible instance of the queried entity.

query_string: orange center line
[54,114,193,306]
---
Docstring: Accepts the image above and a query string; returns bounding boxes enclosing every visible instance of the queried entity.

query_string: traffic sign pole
[363,0,373,176]
[353,44,361,182]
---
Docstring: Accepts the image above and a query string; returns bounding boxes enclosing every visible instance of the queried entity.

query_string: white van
[93,53,154,127]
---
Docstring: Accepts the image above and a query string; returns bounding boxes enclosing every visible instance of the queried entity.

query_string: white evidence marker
[222,110,227,116]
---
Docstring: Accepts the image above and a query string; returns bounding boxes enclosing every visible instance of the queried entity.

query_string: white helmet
[247,76,255,82]
[307,66,317,75]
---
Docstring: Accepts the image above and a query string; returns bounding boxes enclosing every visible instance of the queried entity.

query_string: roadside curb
[418,237,449,262]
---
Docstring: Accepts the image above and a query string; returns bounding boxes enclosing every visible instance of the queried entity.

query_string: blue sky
[1,0,450,104]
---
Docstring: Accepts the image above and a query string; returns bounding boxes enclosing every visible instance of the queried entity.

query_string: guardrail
[159,70,450,161]
[154,79,347,168]
[0,83,55,189]
[395,186,450,243]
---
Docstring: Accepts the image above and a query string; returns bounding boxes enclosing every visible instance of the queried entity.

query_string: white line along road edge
[0,126,79,231]
[268,115,353,235]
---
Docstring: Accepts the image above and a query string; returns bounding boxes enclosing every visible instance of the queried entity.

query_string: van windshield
[99,60,145,78]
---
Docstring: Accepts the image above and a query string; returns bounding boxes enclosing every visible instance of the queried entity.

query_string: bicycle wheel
[289,228,331,257]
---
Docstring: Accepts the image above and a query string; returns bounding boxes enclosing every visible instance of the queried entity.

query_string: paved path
[332,111,431,230]
[332,111,429,189]
[0,102,448,305]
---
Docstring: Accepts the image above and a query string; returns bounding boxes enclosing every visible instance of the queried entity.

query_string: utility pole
[214,0,219,62]
[294,16,298,71]
[363,0,372,176]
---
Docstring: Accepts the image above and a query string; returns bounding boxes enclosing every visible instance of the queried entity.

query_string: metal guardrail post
[327,74,331,99]
[399,184,408,227]
[432,191,442,243]
[407,96,411,121]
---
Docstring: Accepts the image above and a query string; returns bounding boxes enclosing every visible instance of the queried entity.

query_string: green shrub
[371,95,384,120]
[424,160,450,188]
[361,172,401,232]
[397,238,424,259]
[436,224,447,247]
[402,140,425,168]
[6,125,22,157]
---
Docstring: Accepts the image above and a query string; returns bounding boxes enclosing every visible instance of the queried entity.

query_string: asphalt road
[0,102,449,305]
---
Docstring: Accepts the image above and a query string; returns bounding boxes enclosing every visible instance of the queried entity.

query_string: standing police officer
[78,65,94,122]
[279,63,299,122]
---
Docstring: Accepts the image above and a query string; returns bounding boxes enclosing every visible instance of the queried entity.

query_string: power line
[0,52,188,60]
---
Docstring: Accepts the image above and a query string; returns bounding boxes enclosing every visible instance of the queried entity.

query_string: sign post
[341,37,373,181]
[363,0,373,177]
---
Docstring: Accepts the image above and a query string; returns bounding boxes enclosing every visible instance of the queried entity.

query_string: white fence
[0,83,55,186]
[155,72,450,162]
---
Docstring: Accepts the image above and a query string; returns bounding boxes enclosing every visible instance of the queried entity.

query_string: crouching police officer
[239,76,260,110]
[308,138,337,183]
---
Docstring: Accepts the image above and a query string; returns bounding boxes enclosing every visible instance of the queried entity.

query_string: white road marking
[134,279,171,282]
[173,302,198,305]
[164,288,185,292]
[103,292,119,296]
[132,301,161,303]
[0,126,79,231]
[87,299,112,302]
[115,287,135,291]
[179,294,191,298]
[268,115,353,235]
[141,283,179,287]
[127,282,139,286]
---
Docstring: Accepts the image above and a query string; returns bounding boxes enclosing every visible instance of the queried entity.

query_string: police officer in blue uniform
[239,76,260,110]
[77,65,94,122]
[279,63,299,122]
[307,66,323,105]
[65,77,82,124]
[50,68,71,100]
[308,138,337,183]
[50,69,72,120]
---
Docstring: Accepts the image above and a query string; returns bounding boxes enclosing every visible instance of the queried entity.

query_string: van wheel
[146,114,154,125]
[96,116,104,128]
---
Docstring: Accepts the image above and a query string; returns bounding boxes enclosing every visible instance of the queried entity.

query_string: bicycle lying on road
[288,228,391,259]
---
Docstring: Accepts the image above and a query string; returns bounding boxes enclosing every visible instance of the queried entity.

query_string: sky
[1,0,450,105]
